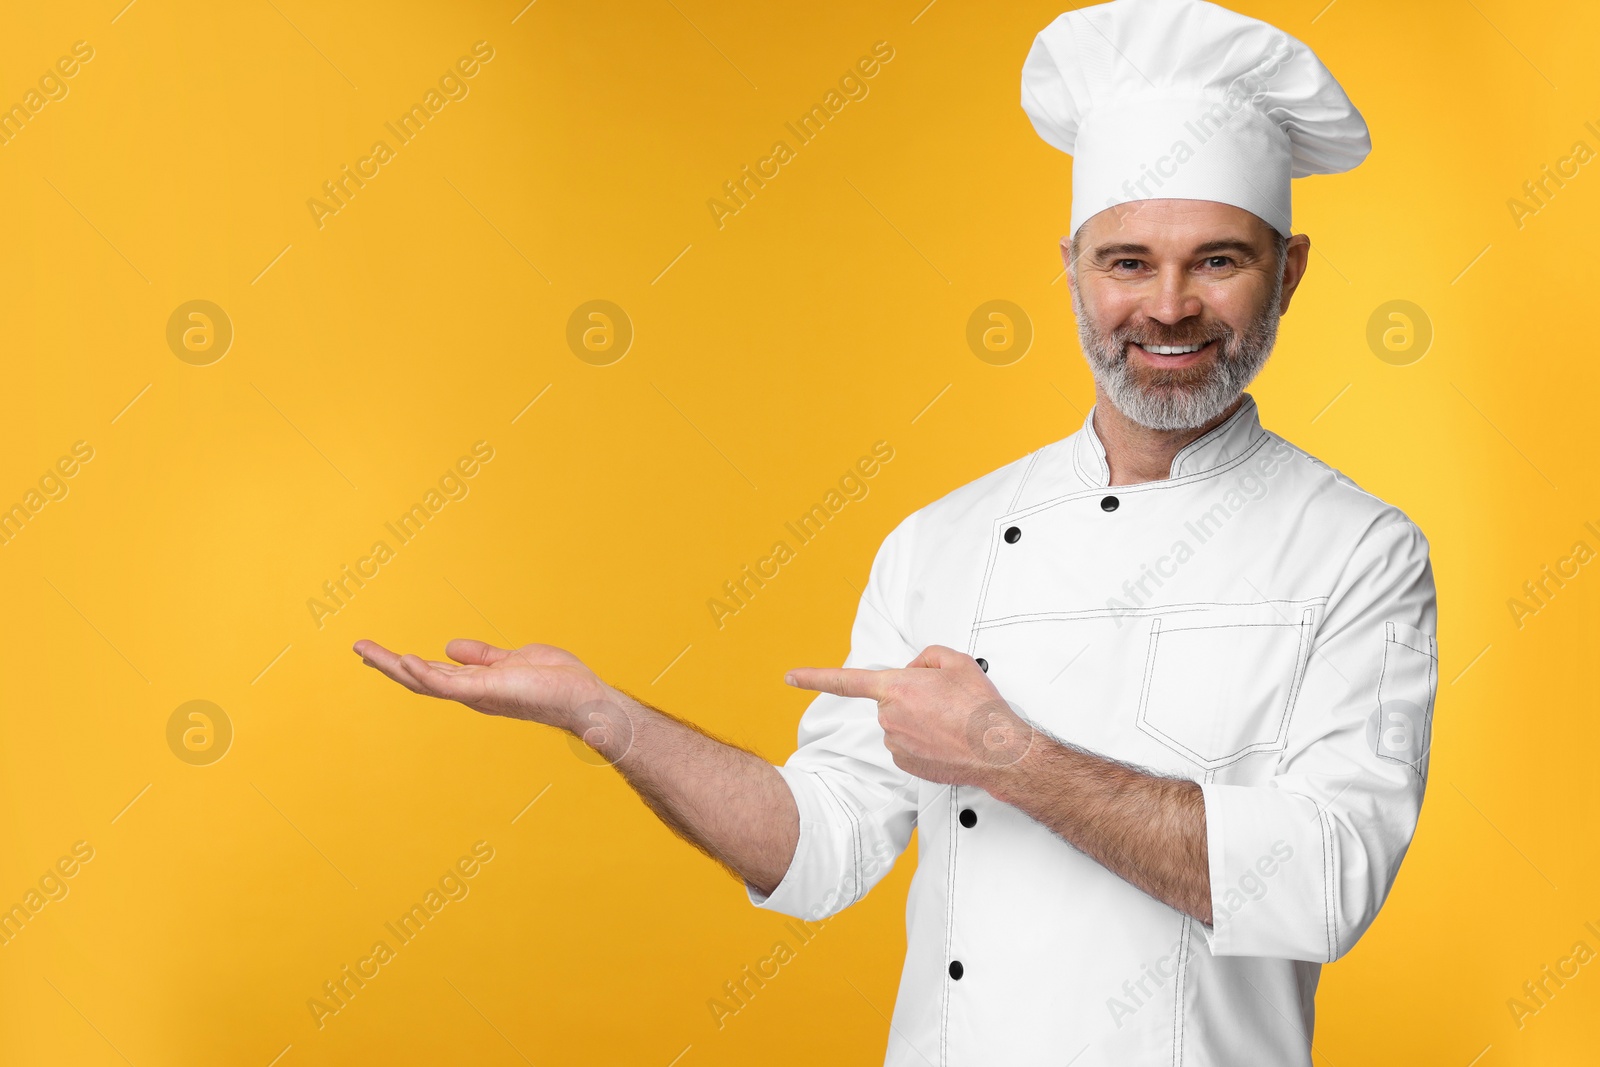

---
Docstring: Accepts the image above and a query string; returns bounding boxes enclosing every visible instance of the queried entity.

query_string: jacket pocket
[1373,620,1437,776]
[1135,602,1317,769]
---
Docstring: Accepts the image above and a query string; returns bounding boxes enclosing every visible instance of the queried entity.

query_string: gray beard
[1070,267,1284,432]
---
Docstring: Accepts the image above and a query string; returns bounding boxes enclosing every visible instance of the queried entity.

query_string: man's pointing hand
[784,644,1035,788]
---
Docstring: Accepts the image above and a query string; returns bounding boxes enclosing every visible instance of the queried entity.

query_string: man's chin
[1099,374,1240,433]
[1127,365,1217,391]
[1111,362,1223,406]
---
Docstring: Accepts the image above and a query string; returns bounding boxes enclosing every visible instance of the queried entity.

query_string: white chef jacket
[747,394,1438,1066]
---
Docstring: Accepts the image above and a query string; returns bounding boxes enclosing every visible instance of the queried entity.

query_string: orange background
[0,1,1595,1063]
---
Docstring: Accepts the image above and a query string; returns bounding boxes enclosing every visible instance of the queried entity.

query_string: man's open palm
[354,637,603,727]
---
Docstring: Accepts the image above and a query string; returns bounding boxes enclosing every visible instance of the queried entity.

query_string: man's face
[1064,200,1309,432]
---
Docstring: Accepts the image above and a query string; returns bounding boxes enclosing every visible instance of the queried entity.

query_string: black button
[1004,526,1021,544]
[949,960,964,980]
[1100,495,1119,512]
[975,657,988,673]
[959,808,977,828]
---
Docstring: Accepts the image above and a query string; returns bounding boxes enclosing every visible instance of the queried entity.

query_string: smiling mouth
[1132,340,1216,356]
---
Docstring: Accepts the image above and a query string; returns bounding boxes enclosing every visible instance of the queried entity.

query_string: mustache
[1117,325,1231,349]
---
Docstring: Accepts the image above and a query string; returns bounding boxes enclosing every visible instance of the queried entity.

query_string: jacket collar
[1072,392,1265,488]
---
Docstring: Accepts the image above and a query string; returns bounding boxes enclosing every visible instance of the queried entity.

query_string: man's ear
[1060,236,1075,296]
[1277,234,1312,315]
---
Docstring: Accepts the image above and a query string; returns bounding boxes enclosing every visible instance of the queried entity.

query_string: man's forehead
[1077,199,1274,251]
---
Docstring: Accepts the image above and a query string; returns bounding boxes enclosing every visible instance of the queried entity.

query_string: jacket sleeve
[744,513,923,922]
[1198,513,1439,962]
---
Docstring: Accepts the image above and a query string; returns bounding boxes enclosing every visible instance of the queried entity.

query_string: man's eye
[1113,259,1143,271]
[1203,256,1234,268]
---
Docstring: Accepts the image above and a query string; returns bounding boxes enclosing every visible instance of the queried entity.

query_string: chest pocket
[1135,602,1318,769]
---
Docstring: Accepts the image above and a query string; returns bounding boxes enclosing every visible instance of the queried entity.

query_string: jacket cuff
[744,763,826,918]
[1198,780,1331,962]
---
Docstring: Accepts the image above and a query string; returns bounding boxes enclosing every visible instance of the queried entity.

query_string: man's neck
[1091,387,1244,487]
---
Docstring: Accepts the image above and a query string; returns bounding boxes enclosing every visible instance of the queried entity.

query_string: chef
[354,0,1439,1063]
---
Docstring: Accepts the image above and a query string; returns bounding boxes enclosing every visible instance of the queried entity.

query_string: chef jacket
[747,394,1439,1066]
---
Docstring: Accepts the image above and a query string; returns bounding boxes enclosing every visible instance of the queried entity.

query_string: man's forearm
[985,733,1212,924]
[580,685,799,897]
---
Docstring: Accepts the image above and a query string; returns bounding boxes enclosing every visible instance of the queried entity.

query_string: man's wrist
[981,725,1065,806]
[562,682,640,765]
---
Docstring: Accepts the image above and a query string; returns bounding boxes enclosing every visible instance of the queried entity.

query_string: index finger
[783,666,893,700]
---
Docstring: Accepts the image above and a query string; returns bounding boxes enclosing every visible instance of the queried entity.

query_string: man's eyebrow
[1190,238,1261,258]
[1089,242,1152,264]
[1088,238,1263,264]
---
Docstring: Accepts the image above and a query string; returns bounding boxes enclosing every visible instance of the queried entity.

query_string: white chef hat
[1021,0,1370,240]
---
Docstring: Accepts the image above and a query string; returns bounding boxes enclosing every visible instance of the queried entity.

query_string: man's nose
[1145,268,1204,324]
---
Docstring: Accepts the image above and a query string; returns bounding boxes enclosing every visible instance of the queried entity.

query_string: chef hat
[1020,0,1370,240]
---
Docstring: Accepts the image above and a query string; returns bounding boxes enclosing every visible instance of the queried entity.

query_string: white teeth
[1139,342,1207,355]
